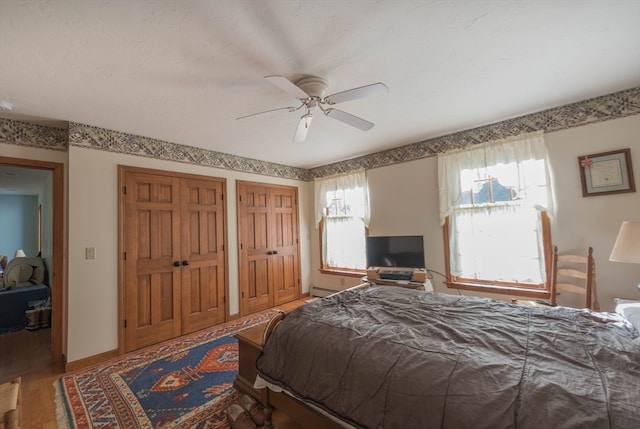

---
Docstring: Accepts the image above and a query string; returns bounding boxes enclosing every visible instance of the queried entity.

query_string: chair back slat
[556,268,588,280]
[549,245,598,310]
[554,282,586,295]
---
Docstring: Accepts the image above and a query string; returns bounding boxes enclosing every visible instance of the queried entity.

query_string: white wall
[546,115,640,309]
[310,115,640,311]
[66,146,311,362]
[368,156,445,288]
[0,195,38,257]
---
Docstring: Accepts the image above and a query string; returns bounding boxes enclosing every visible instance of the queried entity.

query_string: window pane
[324,187,366,219]
[324,217,366,270]
[451,204,544,283]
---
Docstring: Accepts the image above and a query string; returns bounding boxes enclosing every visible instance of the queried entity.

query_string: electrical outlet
[86,247,96,259]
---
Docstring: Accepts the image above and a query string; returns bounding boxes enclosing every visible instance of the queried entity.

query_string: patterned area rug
[55,310,278,428]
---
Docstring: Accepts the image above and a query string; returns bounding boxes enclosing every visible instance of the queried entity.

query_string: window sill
[446,281,551,299]
[319,268,365,278]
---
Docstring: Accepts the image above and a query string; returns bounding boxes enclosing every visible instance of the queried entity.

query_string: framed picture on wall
[578,148,635,197]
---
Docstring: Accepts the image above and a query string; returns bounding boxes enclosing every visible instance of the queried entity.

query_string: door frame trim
[117,165,229,354]
[0,156,65,368]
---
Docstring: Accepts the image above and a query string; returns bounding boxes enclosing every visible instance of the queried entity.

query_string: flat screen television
[366,235,425,269]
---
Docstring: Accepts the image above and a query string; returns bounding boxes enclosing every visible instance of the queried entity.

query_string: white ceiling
[1,0,639,169]
[0,165,51,196]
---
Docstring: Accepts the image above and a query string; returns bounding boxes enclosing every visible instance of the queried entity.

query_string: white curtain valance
[314,170,370,228]
[438,131,555,225]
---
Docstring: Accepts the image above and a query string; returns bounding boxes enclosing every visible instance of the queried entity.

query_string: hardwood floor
[0,328,59,429]
[0,298,309,428]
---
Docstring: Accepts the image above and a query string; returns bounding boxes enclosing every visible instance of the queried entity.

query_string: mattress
[257,287,640,429]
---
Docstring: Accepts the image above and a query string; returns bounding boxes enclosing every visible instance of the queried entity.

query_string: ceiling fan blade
[293,113,313,142]
[236,106,297,120]
[325,108,375,131]
[325,82,388,105]
[265,75,310,100]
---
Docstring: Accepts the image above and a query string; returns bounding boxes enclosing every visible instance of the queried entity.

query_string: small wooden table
[234,323,266,400]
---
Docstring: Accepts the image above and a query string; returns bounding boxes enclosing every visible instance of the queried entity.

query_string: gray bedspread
[256,287,640,429]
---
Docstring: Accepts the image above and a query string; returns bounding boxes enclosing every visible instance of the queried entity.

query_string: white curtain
[314,170,370,228]
[438,131,554,281]
[322,216,367,269]
[315,170,369,270]
[450,203,544,282]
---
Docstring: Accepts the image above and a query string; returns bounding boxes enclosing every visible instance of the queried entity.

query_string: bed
[255,286,640,429]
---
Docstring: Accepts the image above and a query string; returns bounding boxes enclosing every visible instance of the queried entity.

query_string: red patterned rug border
[55,309,279,429]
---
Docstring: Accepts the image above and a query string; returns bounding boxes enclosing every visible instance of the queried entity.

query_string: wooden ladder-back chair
[550,246,599,311]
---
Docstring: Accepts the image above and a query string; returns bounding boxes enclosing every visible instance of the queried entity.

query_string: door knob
[173,261,181,267]
[181,260,190,266]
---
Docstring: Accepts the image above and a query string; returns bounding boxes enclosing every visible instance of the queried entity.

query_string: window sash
[443,212,552,296]
[315,170,369,227]
[322,216,367,271]
[449,204,545,284]
[439,132,554,296]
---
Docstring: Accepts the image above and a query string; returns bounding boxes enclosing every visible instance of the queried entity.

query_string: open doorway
[0,157,64,371]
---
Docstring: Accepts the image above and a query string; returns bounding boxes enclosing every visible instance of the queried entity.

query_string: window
[315,171,369,275]
[438,132,555,296]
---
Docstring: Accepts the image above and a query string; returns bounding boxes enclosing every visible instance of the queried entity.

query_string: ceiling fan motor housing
[296,76,328,98]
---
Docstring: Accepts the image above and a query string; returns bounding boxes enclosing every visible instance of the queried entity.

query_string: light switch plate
[86,247,96,259]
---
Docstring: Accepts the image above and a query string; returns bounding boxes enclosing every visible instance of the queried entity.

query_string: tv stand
[368,278,433,291]
[367,267,427,282]
[363,275,433,292]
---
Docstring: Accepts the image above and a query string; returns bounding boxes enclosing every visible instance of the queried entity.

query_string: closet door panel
[124,172,182,352]
[246,258,271,313]
[238,183,273,314]
[181,178,226,334]
[271,187,300,305]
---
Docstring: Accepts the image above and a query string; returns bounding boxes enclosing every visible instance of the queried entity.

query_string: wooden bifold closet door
[120,167,227,352]
[237,181,301,316]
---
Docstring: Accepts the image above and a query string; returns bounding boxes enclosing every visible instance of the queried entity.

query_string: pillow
[614,298,640,331]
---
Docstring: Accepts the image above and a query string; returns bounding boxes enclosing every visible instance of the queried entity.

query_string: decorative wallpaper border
[0,118,68,151]
[309,86,640,178]
[1,86,639,181]
[67,123,311,181]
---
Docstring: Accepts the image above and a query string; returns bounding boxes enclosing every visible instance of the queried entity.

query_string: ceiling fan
[237,75,388,142]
